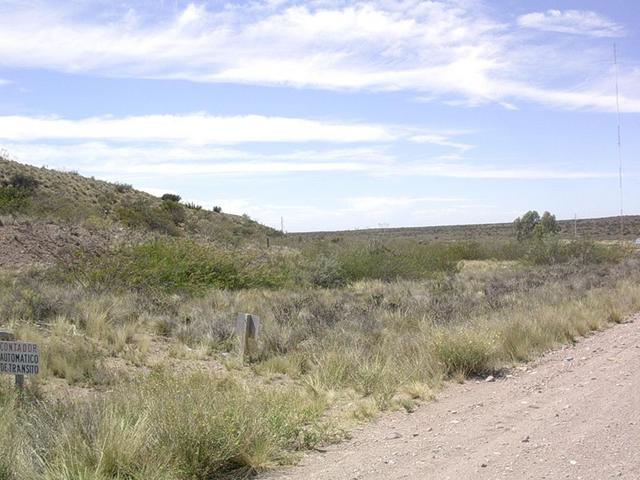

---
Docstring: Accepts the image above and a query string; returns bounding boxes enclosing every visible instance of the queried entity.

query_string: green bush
[116,199,180,235]
[301,255,346,288]
[0,185,31,213]
[0,173,39,214]
[335,241,460,282]
[161,193,181,202]
[524,238,626,265]
[161,199,186,224]
[4,173,39,191]
[113,182,132,193]
[79,239,294,294]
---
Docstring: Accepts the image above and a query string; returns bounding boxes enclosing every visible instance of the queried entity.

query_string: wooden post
[235,313,261,362]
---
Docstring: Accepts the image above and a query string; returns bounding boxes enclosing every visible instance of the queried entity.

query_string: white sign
[0,341,40,375]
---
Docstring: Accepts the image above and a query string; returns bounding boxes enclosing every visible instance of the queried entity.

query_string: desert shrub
[161,198,186,224]
[161,193,181,202]
[174,308,236,350]
[80,239,294,294]
[116,199,180,235]
[335,241,460,282]
[524,238,627,265]
[301,254,346,288]
[213,206,222,213]
[3,173,40,191]
[185,202,202,210]
[113,182,132,193]
[2,285,63,324]
[0,173,39,214]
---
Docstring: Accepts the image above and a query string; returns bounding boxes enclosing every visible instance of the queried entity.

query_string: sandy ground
[265,317,640,480]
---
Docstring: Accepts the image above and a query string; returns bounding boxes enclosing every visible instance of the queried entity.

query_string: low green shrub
[0,185,32,214]
[78,239,295,294]
[116,199,180,235]
[334,241,460,282]
[0,174,39,214]
[113,182,132,193]
[160,193,181,203]
[524,238,627,265]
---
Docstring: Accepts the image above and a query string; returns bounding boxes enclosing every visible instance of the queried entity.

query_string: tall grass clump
[1,372,330,480]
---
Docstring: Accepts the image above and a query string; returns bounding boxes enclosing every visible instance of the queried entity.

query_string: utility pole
[614,43,624,242]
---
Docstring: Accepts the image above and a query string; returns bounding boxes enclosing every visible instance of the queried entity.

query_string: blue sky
[0,0,638,231]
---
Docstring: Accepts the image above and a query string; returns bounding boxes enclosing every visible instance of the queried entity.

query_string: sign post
[235,314,260,362]
[0,331,39,390]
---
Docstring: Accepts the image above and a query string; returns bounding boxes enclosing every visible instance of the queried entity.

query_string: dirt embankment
[0,222,113,269]
[266,318,640,480]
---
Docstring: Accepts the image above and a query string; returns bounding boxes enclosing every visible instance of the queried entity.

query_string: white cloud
[517,10,624,38]
[0,78,10,86]
[378,161,618,180]
[0,114,394,144]
[0,1,636,111]
[409,134,474,152]
[1,140,615,181]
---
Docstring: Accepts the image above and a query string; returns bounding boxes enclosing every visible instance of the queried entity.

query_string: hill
[0,156,278,267]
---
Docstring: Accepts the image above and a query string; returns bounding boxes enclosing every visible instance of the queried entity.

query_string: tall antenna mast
[614,43,624,241]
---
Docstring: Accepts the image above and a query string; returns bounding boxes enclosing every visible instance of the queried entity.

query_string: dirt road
[266,317,640,479]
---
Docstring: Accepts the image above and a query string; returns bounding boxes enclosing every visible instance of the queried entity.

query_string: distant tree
[535,211,560,238]
[514,210,559,241]
[161,193,181,203]
[514,210,540,241]
[213,206,222,213]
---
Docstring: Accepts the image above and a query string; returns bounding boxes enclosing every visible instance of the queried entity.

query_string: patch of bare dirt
[0,222,108,269]
[265,317,640,480]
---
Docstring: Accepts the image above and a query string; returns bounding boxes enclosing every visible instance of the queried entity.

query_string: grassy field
[1,237,639,479]
[1,160,640,479]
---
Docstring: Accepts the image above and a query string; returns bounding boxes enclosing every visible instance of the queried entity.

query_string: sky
[0,0,638,232]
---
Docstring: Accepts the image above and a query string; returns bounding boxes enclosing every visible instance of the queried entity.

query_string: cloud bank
[0,1,637,111]
[517,10,624,38]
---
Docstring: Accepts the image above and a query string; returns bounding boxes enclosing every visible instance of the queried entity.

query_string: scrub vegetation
[1,158,639,479]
